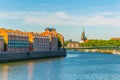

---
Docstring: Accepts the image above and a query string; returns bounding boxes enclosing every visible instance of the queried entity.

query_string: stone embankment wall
[0,50,66,63]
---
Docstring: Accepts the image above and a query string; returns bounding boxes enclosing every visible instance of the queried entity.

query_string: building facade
[0,36,4,52]
[40,28,64,48]
[7,32,29,52]
[0,28,29,52]
[33,35,50,51]
[50,36,58,51]
[0,28,64,52]
[67,42,80,48]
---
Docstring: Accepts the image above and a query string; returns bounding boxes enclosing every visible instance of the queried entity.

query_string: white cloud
[0,11,120,27]
[23,11,78,26]
[83,15,120,27]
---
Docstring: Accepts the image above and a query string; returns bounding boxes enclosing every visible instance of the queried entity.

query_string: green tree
[80,39,120,47]
[57,37,62,48]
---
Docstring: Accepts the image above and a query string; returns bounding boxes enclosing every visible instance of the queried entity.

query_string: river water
[0,50,120,80]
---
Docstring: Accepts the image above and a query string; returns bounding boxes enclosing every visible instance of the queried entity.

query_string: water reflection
[28,62,34,80]
[2,65,9,80]
[1,51,120,80]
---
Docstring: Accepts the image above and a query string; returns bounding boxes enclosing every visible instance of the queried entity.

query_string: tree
[80,39,120,47]
[58,37,62,48]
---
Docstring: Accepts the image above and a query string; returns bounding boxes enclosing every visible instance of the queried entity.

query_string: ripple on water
[0,51,120,80]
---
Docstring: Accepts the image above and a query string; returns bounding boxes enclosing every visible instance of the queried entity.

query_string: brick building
[33,33,50,51]
[0,36,4,52]
[0,28,64,52]
[50,36,58,51]
[40,28,64,49]
[0,28,29,52]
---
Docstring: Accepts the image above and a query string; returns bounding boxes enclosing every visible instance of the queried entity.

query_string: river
[0,50,120,80]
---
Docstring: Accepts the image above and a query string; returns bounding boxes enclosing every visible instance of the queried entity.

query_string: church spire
[83,26,84,33]
[80,27,87,43]
[81,27,85,40]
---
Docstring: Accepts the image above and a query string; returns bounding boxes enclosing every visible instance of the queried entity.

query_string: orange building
[0,28,64,52]
[40,28,64,49]
[27,32,34,51]
[0,28,29,52]
[27,28,63,51]
[31,28,64,51]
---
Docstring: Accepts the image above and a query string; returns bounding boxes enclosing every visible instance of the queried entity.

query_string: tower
[80,27,87,43]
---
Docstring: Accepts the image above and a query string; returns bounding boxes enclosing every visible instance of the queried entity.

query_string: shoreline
[81,49,120,54]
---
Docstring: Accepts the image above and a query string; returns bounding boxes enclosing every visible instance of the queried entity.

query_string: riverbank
[0,50,66,63]
[82,49,120,54]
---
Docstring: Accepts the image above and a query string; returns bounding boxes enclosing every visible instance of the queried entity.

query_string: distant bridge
[65,46,120,50]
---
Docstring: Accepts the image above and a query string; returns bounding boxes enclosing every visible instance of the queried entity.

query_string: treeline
[64,41,69,47]
[80,39,120,47]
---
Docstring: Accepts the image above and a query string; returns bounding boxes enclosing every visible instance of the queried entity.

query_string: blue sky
[0,0,120,41]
